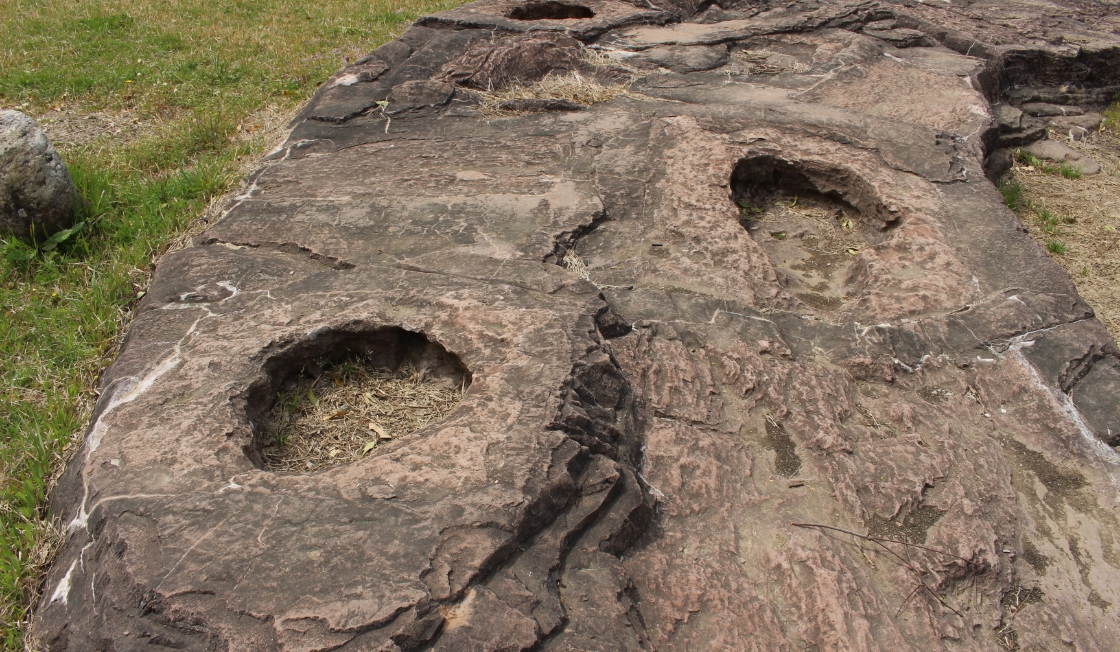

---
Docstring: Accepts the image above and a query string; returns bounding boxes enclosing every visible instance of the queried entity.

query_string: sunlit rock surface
[34,0,1120,649]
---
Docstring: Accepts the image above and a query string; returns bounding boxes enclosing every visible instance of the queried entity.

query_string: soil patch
[26,106,162,151]
[865,503,946,544]
[763,413,802,477]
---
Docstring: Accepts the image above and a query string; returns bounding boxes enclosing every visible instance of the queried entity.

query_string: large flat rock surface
[33,0,1120,650]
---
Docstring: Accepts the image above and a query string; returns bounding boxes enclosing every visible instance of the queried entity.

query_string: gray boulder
[0,110,78,240]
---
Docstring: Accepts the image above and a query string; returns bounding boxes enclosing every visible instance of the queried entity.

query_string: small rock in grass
[1019,139,1101,175]
[0,110,79,240]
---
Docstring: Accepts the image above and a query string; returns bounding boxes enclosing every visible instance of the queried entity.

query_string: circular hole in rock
[730,155,884,312]
[249,327,471,474]
[507,1,595,20]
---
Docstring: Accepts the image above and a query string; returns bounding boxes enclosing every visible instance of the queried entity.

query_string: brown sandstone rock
[33,0,1120,650]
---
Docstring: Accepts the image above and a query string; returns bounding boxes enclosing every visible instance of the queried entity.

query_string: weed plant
[999,176,1025,211]
[1104,100,1120,133]
[1059,163,1083,180]
[1036,207,1060,234]
[1046,240,1070,254]
[0,0,466,646]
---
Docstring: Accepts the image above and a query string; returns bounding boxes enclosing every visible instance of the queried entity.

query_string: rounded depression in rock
[249,327,471,473]
[730,154,880,313]
[506,1,595,20]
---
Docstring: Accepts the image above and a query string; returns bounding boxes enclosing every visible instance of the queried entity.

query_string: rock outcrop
[33,0,1120,650]
[0,110,78,240]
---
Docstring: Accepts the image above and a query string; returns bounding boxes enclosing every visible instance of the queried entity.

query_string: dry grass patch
[582,46,646,75]
[734,50,811,75]
[562,248,592,282]
[1004,128,1120,341]
[739,192,863,256]
[262,360,465,474]
[561,247,633,290]
[473,71,638,114]
[26,107,166,150]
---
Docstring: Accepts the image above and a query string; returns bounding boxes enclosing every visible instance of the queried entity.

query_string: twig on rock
[791,522,974,565]
[896,582,924,617]
[792,521,968,618]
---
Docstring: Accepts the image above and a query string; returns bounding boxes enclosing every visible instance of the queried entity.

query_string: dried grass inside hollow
[562,248,591,282]
[261,360,465,474]
[744,192,864,256]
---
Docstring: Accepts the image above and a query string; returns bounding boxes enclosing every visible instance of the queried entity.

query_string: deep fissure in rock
[423,343,654,650]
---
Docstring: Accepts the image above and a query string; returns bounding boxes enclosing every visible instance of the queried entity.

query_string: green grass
[1000,174,1080,248]
[1012,149,1085,179]
[1002,184,1075,239]
[1015,150,1056,173]
[1046,240,1070,255]
[0,0,466,647]
[1104,100,1120,132]
[1058,162,1082,179]
[999,176,1025,211]
[1036,207,1060,234]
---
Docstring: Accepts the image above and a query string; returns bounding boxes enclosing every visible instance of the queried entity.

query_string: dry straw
[734,50,811,75]
[261,361,464,473]
[468,44,659,115]
[744,193,863,257]
[472,71,640,115]
[562,248,591,282]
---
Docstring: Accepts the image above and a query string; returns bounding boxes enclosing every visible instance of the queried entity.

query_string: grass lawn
[0,0,465,646]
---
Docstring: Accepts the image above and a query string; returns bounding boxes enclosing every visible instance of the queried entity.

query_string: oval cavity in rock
[730,155,882,313]
[248,327,471,473]
[507,1,595,20]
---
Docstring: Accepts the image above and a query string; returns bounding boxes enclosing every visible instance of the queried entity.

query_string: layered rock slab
[33,0,1120,650]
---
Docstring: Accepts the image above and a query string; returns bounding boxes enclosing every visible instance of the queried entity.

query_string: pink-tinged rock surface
[33,0,1120,650]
